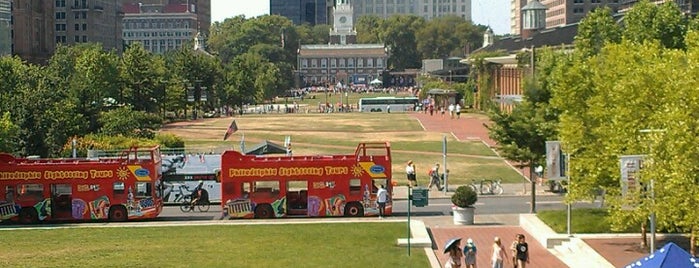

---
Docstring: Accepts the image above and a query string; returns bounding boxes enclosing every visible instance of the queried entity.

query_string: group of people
[445,234,530,268]
[405,160,447,191]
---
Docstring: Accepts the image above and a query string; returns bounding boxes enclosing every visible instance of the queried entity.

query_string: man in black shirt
[514,234,529,268]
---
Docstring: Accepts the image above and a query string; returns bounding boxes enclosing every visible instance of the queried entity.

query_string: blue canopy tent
[625,242,698,268]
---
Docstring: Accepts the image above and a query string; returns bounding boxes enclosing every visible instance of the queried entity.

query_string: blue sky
[211,0,510,35]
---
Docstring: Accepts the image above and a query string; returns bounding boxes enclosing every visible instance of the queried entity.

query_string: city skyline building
[0,0,10,56]
[122,2,200,54]
[351,0,472,22]
[11,0,123,63]
[270,0,333,25]
[122,0,211,35]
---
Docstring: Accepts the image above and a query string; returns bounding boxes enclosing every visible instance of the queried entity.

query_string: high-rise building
[0,0,10,56]
[352,0,472,21]
[123,0,210,35]
[11,0,54,63]
[54,0,123,50]
[270,0,331,25]
[122,2,199,54]
[510,0,527,35]
[10,0,123,63]
[618,0,698,14]
[510,0,621,35]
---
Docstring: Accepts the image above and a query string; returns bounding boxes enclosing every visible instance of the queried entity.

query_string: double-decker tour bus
[0,146,163,224]
[220,142,392,219]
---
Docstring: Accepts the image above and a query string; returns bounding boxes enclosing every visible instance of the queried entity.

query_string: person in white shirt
[491,236,509,268]
[448,103,455,119]
[376,184,388,218]
[455,103,462,119]
[405,160,417,187]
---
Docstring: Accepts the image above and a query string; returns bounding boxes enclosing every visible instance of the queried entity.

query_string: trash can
[410,187,429,207]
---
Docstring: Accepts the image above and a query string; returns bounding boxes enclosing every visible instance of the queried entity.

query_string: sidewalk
[392,183,558,201]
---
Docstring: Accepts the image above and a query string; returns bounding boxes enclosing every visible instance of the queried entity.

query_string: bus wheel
[344,202,364,217]
[254,204,274,219]
[108,206,128,222]
[18,208,38,224]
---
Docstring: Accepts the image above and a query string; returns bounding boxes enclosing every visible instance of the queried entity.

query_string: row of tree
[207,14,487,72]
[0,14,487,157]
[487,1,699,253]
[0,42,219,157]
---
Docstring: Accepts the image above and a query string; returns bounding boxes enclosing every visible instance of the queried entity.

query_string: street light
[187,80,207,120]
[639,128,665,253]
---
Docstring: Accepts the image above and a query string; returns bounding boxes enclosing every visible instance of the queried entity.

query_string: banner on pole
[619,155,645,198]
[545,141,567,180]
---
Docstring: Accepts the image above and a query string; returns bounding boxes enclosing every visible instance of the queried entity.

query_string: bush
[451,185,478,208]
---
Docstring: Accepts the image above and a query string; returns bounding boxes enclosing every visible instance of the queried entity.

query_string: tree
[0,112,19,153]
[120,43,161,112]
[487,47,563,212]
[623,0,687,50]
[355,15,383,43]
[381,15,425,70]
[99,106,162,139]
[573,6,621,58]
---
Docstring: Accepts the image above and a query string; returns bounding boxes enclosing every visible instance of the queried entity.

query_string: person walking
[445,240,463,268]
[427,163,442,191]
[376,184,388,219]
[514,234,529,268]
[463,238,477,268]
[448,103,455,119]
[509,235,518,268]
[491,237,508,268]
[455,103,462,119]
[405,160,417,187]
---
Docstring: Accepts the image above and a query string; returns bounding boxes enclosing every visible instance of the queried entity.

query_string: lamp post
[639,128,665,253]
[187,80,207,120]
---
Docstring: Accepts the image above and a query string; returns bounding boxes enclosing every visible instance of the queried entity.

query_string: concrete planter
[452,206,475,225]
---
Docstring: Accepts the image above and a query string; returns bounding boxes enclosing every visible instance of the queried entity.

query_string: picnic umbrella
[443,237,462,254]
[624,242,697,268]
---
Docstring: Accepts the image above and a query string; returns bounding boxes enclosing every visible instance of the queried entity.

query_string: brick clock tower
[329,0,356,45]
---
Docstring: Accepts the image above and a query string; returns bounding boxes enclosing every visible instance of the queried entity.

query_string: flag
[223,120,238,141]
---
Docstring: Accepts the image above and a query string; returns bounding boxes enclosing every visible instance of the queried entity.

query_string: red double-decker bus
[220,142,393,219]
[0,146,163,224]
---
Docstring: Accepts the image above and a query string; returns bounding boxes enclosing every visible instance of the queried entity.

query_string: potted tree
[451,185,478,225]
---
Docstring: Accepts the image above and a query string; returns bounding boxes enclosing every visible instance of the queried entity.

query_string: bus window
[349,179,361,195]
[17,184,44,202]
[253,181,279,198]
[113,182,125,194]
[371,179,387,193]
[241,182,251,197]
[3,186,14,203]
[136,182,152,197]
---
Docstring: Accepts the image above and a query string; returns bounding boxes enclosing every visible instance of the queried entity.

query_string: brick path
[431,226,567,268]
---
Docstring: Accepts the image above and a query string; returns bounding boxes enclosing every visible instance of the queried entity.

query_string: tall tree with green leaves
[623,0,687,50]
[380,15,425,70]
[573,6,621,58]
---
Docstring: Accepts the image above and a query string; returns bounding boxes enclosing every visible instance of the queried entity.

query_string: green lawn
[162,112,527,185]
[537,208,636,233]
[0,222,428,268]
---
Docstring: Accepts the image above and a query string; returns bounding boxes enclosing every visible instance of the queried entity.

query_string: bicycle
[466,179,504,195]
[480,179,504,195]
[176,184,210,212]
